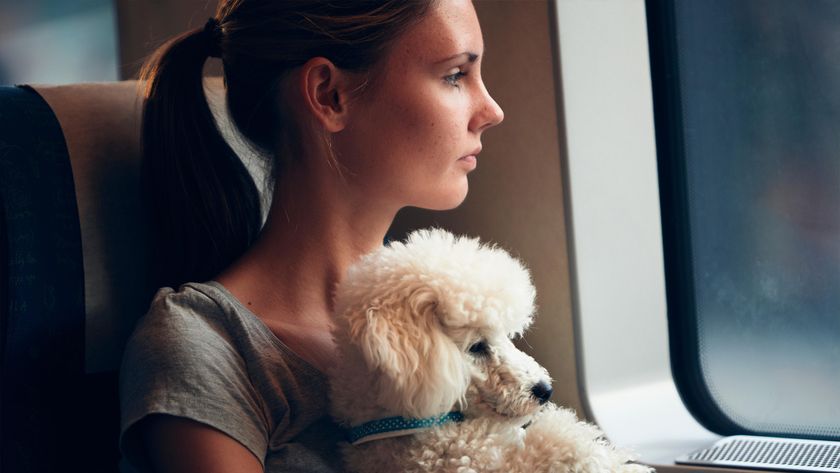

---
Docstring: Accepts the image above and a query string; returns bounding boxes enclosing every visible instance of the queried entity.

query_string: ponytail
[139,20,262,290]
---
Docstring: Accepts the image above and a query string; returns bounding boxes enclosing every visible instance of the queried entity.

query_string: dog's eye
[468,340,489,355]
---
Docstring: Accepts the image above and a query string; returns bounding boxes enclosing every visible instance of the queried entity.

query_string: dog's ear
[349,286,470,418]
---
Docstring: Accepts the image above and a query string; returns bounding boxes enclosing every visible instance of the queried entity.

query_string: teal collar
[346,412,464,445]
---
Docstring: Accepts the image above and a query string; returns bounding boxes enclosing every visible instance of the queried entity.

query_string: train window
[0,0,118,84]
[648,0,840,440]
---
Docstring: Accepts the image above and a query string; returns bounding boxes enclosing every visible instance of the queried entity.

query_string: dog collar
[346,411,464,445]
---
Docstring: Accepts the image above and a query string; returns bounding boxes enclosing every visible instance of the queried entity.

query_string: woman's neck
[214,163,397,328]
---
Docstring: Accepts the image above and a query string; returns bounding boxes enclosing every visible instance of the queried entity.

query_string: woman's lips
[459,155,477,167]
[459,146,480,168]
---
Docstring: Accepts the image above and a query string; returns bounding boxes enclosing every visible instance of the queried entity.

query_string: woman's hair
[139,0,435,290]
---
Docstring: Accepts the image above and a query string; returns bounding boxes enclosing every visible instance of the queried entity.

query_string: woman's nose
[470,84,504,133]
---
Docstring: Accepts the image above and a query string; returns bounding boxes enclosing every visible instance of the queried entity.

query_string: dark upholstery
[0,85,127,472]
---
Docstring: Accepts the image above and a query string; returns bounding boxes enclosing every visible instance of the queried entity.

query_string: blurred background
[0,0,221,84]
[0,0,118,84]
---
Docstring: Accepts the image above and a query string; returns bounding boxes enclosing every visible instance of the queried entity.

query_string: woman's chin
[434,187,470,210]
[406,179,470,211]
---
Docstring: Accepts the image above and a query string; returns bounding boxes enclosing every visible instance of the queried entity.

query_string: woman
[119,0,504,471]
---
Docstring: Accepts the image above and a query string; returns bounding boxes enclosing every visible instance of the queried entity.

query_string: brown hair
[139,1,435,290]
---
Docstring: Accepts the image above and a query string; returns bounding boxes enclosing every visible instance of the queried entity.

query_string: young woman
[118,0,504,471]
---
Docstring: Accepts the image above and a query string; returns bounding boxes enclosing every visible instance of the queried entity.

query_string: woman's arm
[141,414,264,473]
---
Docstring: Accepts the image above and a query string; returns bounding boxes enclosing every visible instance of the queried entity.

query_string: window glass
[650,0,840,439]
[0,0,118,84]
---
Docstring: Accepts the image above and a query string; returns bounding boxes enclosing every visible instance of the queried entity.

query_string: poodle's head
[333,228,552,424]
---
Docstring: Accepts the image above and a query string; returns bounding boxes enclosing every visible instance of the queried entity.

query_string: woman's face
[334,0,504,211]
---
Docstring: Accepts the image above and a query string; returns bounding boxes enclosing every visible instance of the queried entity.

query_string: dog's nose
[530,381,553,404]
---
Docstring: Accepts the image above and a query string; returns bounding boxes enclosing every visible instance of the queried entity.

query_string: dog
[328,228,654,473]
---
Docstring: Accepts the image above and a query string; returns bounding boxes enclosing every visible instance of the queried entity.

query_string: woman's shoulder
[119,282,338,472]
[134,282,221,331]
[119,281,285,472]
[131,281,256,346]
[120,283,240,376]
[125,280,323,383]
[144,280,231,318]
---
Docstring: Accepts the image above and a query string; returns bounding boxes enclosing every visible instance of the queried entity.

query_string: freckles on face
[334,0,499,211]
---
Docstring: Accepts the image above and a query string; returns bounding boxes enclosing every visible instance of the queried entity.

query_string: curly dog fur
[329,228,654,473]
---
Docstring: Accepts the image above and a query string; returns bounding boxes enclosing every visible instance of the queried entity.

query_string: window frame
[645,0,744,438]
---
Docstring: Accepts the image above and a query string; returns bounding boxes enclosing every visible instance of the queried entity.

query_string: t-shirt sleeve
[118,287,281,471]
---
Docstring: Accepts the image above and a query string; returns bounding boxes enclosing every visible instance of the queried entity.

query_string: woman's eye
[444,71,467,87]
[469,340,489,355]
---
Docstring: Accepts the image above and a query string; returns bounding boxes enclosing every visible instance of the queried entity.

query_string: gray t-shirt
[119,281,344,472]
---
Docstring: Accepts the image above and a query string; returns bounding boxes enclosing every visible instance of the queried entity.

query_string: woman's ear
[299,57,352,132]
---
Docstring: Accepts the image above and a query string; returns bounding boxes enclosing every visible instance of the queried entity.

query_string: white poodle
[329,228,654,473]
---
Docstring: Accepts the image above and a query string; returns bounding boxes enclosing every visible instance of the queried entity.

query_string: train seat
[0,78,261,472]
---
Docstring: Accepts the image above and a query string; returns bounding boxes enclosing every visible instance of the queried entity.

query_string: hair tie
[202,17,222,58]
